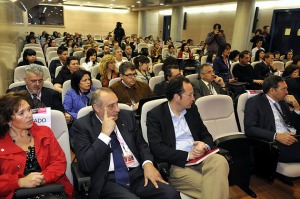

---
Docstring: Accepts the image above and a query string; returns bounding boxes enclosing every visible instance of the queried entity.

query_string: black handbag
[13,183,64,199]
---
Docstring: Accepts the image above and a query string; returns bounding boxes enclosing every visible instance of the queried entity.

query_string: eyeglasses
[123,73,137,78]
[201,70,215,74]
[30,79,43,84]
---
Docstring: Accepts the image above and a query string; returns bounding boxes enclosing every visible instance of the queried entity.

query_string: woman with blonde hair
[96,54,119,87]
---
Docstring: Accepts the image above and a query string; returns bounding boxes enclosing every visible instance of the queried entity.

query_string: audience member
[114,47,125,69]
[213,43,236,83]
[162,44,177,60]
[53,56,80,93]
[121,36,131,50]
[151,41,162,64]
[18,49,44,67]
[282,65,299,79]
[109,62,153,110]
[96,54,119,87]
[229,50,240,64]
[0,91,73,198]
[232,51,263,90]
[262,25,271,52]
[82,45,91,57]
[254,52,277,80]
[72,88,180,199]
[153,64,180,96]
[147,76,229,199]
[122,44,138,61]
[192,64,227,99]
[292,55,300,66]
[251,39,265,57]
[273,51,281,61]
[244,75,300,163]
[49,46,69,80]
[205,51,216,66]
[130,36,139,53]
[98,45,111,58]
[134,55,154,84]
[82,48,98,72]
[63,70,97,136]
[254,49,265,62]
[250,29,263,49]
[177,43,200,73]
[283,50,293,65]
[205,23,226,53]
[70,42,79,57]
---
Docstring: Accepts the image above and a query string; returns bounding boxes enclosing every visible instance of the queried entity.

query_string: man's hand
[101,108,116,136]
[228,78,237,83]
[189,141,207,160]
[64,112,72,124]
[18,172,45,188]
[132,102,139,111]
[253,79,263,85]
[143,162,168,188]
[275,132,298,145]
[214,75,225,87]
[285,95,300,111]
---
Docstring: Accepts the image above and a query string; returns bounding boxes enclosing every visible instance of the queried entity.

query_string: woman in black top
[18,49,44,67]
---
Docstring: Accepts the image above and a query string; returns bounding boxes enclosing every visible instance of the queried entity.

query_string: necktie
[110,131,130,188]
[273,102,293,129]
[32,94,46,108]
[208,83,213,95]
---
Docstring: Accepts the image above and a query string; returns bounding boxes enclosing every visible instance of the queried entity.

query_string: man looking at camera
[245,75,300,163]
[192,64,228,99]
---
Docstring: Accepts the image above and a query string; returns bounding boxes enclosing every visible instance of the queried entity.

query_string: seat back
[73,51,84,60]
[51,110,73,183]
[91,65,100,79]
[80,57,86,66]
[46,47,58,57]
[161,48,169,61]
[17,57,46,67]
[141,98,168,143]
[195,95,240,140]
[14,65,51,82]
[148,76,164,91]
[251,61,260,68]
[200,55,207,65]
[230,61,240,76]
[23,46,43,52]
[137,43,149,54]
[152,63,163,76]
[55,65,62,78]
[108,77,121,87]
[236,93,248,133]
[285,60,293,67]
[273,61,284,71]
[186,74,198,82]
[47,51,58,63]
[9,81,54,90]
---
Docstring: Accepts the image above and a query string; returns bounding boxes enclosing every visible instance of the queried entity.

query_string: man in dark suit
[245,75,300,163]
[122,44,138,62]
[192,63,228,99]
[147,76,229,199]
[72,88,180,199]
[254,52,277,80]
[286,77,300,103]
[7,64,72,123]
[153,64,180,96]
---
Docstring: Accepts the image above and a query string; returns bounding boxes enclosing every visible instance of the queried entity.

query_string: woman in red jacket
[0,91,73,199]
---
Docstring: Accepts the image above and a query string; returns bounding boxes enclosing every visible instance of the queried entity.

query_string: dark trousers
[278,140,300,163]
[99,167,180,199]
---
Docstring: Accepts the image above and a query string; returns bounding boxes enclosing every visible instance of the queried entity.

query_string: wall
[28,7,139,38]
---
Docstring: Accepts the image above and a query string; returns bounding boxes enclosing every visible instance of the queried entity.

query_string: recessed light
[160,3,164,5]
[136,1,141,3]
[48,0,52,2]
[131,5,135,7]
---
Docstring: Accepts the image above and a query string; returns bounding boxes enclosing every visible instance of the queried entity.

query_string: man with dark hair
[254,52,277,80]
[232,51,263,90]
[245,75,300,163]
[147,76,229,199]
[122,44,138,61]
[251,38,264,57]
[153,64,180,96]
[192,64,227,99]
[205,23,226,53]
[49,45,69,80]
[187,39,194,46]
[109,62,153,110]
[98,45,111,58]
[73,88,180,199]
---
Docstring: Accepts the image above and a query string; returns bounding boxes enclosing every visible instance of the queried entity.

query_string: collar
[26,86,42,98]
[201,79,211,86]
[121,80,136,89]
[266,94,277,104]
[168,102,187,118]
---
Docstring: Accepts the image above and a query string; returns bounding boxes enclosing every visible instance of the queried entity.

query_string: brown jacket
[110,80,153,106]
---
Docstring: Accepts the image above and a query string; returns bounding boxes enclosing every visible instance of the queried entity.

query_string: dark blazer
[72,110,153,198]
[232,63,262,90]
[146,102,214,168]
[213,56,232,83]
[7,85,64,112]
[286,77,300,104]
[244,93,300,141]
[153,81,168,96]
[192,78,227,99]
[254,62,276,80]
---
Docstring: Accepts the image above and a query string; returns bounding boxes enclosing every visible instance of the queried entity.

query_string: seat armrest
[71,162,91,195]
[218,148,233,166]
[155,162,170,181]
[248,137,279,152]
[14,183,64,198]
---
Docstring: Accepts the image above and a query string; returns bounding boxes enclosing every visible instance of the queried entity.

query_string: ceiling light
[136,1,141,3]
[160,3,164,5]
[48,0,52,2]
[131,5,135,7]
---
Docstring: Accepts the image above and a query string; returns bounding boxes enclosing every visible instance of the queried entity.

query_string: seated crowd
[1,26,300,199]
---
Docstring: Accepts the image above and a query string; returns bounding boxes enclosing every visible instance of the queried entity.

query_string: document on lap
[185,148,220,166]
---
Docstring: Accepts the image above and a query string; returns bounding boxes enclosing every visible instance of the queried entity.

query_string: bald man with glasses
[109,62,153,111]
